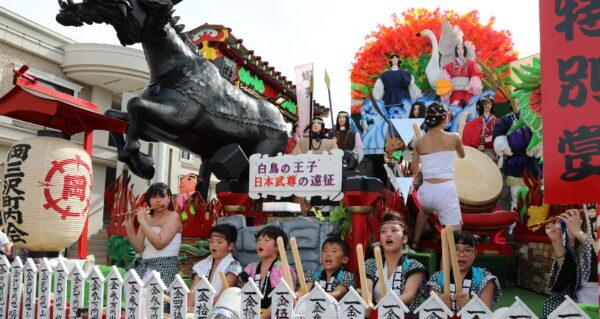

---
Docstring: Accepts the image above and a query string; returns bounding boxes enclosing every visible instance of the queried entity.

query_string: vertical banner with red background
[295,63,314,133]
[540,0,600,204]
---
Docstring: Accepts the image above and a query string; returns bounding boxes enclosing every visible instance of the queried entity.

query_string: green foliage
[328,202,352,239]
[308,203,352,239]
[107,235,136,268]
[482,64,511,91]
[311,207,327,222]
[399,54,433,93]
[350,83,372,97]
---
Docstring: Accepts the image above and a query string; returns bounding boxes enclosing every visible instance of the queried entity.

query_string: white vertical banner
[22,259,38,319]
[295,63,314,132]
[7,257,23,319]
[0,255,11,319]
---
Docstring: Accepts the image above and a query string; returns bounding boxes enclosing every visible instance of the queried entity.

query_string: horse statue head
[57,0,186,46]
[56,0,289,198]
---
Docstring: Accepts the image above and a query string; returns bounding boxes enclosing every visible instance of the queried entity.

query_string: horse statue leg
[122,96,185,180]
[104,109,152,176]
[196,158,211,200]
[124,96,192,180]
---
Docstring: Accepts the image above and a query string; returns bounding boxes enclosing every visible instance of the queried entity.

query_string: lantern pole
[77,131,94,259]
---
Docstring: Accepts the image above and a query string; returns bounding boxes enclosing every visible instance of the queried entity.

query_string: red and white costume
[442,58,483,103]
[462,115,499,160]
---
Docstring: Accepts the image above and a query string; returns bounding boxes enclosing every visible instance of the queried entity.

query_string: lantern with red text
[1,130,92,253]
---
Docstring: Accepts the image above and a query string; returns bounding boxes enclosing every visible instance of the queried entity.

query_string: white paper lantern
[1,130,92,252]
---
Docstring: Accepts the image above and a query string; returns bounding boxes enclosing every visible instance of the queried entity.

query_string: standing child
[304,236,357,300]
[125,183,182,287]
[188,224,242,309]
[365,212,428,317]
[427,230,501,312]
[242,226,297,319]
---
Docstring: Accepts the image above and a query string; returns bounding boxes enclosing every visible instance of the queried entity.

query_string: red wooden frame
[0,66,127,258]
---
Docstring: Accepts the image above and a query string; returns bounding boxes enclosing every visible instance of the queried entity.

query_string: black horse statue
[56,0,288,195]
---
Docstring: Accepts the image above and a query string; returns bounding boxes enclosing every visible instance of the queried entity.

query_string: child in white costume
[188,224,242,310]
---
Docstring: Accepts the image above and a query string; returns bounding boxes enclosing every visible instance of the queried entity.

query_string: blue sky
[1,0,540,124]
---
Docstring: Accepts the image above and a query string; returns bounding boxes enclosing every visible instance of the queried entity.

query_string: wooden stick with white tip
[457,112,469,138]
[441,228,451,295]
[290,237,308,295]
[356,244,371,306]
[412,123,423,138]
[445,227,463,292]
[277,237,294,289]
[218,270,228,291]
[374,246,387,298]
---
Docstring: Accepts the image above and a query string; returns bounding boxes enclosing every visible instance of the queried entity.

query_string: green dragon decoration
[508,57,543,160]
[180,240,210,257]
[107,235,136,268]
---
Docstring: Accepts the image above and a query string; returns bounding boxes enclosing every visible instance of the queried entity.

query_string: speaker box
[208,143,249,180]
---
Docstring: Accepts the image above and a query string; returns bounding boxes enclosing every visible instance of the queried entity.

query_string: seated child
[542,209,598,316]
[243,226,297,319]
[427,230,501,312]
[188,224,242,309]
[304,236,357,300]
[365,212,428,317]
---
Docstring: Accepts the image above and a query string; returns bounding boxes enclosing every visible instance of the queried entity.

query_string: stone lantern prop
[1,130,92,256]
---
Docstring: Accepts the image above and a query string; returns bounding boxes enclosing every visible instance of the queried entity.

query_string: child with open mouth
[188,224,242,310]
[426,230,501,313]
[242,226,297,319]
[365,212,428,318]
[303,236,357,300]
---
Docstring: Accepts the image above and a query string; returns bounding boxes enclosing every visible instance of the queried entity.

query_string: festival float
[0,1,597,319]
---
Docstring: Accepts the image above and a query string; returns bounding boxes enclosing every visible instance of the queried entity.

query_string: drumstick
[445,227,462,292]
[374,246,387,298]
[276,237,294,289]
[527,209,585,229]
[412,123,423,138]
[116,206,163,217]
[356,244,371,306]
[290,237,308,295]
[441,228,451,295]
[218,271,229,290]
[457,112,469,137]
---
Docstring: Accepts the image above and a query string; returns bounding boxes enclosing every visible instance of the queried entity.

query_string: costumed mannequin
[334,111,363,154]
[179,173,198,194]
[285,123,303,154]
[410,101,427,132]
[174,173,199,216]
[493,112,538,210]
[462,97,498,161]
[441,43,482,103]
[373,55,422,106]
[292,117,338,155]
[410,101,426,119]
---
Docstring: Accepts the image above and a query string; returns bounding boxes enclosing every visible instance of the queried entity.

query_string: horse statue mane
[57,0,288,195]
